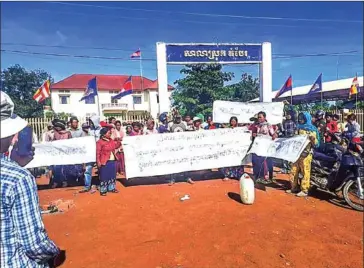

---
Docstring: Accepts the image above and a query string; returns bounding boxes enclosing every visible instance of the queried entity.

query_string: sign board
[213,100,284,125]
[166,43,262,64]
[122,128,252,178]
[248,135,309,163]
[25,136,96,168]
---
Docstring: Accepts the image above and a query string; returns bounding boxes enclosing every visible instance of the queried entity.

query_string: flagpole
[95,77,101,117]
[355,72,358,108]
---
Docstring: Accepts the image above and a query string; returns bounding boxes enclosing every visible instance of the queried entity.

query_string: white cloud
[55,30,68,44]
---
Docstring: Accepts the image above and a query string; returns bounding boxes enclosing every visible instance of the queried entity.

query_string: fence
[27,112,151,141]
[25,109,363,141]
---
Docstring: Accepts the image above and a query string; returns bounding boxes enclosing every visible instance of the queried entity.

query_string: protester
[192,117,204,131]
[125,125,133,136]
[314,110,326,143]
[169,114,194,185]
[51,119,72,188]
[130,122,142,136]
[81,123,90,137]
[280,110,297,173]
[68,117,83,138]
[282,110,297,137]
[183,114,194,131]
[96,127,121,196]
[42,121,54,142]
[0,91,61,267]
[113,121,125,175]
[333,114,345,133]
[324,112,338,143]
[219,116,245,181]
[344,113,361,142]
[144,119,159,135]
[108,117,116,125]
[89,115,102,141]
[158,112,169,133]
[251,111,276,184]
[286,112,319,197]
[204,115,217,130]
[169,114,187,132]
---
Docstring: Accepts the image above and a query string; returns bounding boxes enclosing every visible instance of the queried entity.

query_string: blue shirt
[0,154,59,267]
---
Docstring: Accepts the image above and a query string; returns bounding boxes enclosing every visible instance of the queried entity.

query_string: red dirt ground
[37,171,363,268]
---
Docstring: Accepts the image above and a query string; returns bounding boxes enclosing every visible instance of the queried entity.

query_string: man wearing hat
[0,91,61,267]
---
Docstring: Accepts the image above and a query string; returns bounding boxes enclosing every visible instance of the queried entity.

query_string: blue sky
[1,1,363,90]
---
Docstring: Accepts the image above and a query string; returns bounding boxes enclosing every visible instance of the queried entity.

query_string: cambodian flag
[275,75,293,98]
[112,76,133,100]
[131,49,141,59]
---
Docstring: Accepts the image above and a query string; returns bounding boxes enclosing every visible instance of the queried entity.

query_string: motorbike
[310,133,364,211]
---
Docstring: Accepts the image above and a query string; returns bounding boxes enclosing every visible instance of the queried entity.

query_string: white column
[259,42,272,102]
[156,42,170,114]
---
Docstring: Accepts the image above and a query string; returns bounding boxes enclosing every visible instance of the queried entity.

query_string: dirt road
[38,173,363,268]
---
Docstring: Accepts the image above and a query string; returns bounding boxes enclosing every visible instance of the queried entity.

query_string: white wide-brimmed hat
[0,91,28,138]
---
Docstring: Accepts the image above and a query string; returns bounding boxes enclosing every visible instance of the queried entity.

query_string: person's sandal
[109,189,119,193]
[100,192,107,196]
[222,177,230,181]
[187,178,195,184]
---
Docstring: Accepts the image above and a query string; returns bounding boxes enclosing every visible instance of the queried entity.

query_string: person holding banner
[252,112,277,184]
[287,112,319,197]
[96,128,121,196]
[219,117,245,181]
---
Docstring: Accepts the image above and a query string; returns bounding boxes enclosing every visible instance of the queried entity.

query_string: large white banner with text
[213,100,284,125]
[122,128,252,178]
[248,135,309,163]
[25,136,96,168]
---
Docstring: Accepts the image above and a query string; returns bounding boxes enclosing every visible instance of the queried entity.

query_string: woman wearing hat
[96,127,121,196]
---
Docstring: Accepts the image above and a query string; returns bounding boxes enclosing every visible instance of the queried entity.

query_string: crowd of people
[37,105,362,199]
[1,88,362,267]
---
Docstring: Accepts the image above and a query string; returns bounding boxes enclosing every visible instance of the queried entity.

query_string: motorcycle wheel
[343,179,364,212]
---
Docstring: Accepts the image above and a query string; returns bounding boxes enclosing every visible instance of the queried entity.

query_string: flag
[131,49,141,59]
[349,76,359,97]
[33,80,51,103]
[307,73,322,95]
[112,76,133,100]
[80,77,98,102]
[275,75,293,98]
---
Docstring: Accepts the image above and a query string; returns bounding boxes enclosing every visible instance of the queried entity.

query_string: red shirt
[96,138,121,166]
[325,121,338,143]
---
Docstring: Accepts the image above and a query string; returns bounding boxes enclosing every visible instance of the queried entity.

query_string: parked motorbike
[310,133,364,211]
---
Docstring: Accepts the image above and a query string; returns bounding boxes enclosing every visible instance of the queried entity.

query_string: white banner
[122,128,252,178]
[213,100,284,125]
[25,136,96,168]
[248,135,309,163]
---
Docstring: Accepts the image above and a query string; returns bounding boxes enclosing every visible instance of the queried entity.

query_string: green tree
[1,64,53,118]
[172,64,233,116]
[225,73,259,102]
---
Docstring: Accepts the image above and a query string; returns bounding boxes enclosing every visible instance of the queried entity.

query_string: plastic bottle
[239,173,255,205]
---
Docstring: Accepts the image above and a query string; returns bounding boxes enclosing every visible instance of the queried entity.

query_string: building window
[156,94,159,104]
[59,95,70,104]
[85,96,95,104]
[133,96,142,104]
[59,90,70,93]
[111,97,118,104]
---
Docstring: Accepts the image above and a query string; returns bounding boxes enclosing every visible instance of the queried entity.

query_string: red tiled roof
[51,74,174,91]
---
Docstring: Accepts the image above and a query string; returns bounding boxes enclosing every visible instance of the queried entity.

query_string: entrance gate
[156,42,272,114]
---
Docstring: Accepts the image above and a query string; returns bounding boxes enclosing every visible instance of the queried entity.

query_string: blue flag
[307,74,322,95]
[275,75,293,99]
[80,77,98,101]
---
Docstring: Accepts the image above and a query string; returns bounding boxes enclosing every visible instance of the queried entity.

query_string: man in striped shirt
[1,91,61,267]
